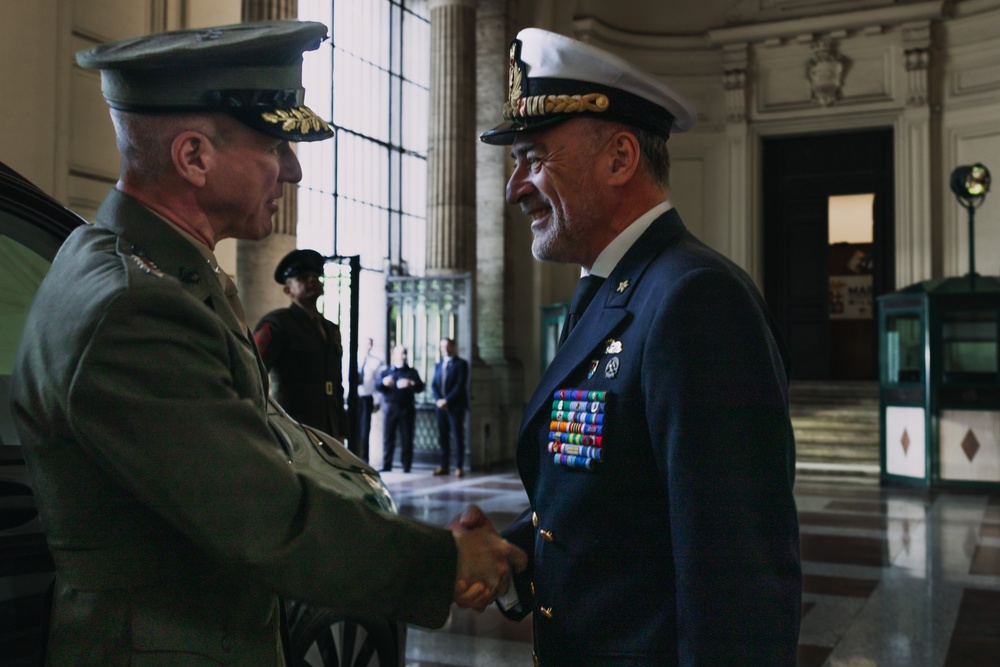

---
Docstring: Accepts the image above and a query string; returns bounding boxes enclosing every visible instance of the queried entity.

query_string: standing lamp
[950,163,991,280]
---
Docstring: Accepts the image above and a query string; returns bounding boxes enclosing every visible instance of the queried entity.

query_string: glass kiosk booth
[878,275,1000,488]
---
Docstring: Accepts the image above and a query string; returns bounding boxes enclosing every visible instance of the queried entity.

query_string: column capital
[429,0,477,10]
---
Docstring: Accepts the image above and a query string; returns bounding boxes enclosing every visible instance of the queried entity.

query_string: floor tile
[800,533,888,567]
[943,588,1000,667]
[383,468,1000,666]
[969,545,1000,576]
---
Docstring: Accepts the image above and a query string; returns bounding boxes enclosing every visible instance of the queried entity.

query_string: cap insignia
[261,107,331,135]
[504,40,524,120]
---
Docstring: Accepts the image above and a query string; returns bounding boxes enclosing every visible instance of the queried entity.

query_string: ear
[282,283,292,297]
[171,131,214,188]
[606,131,641,186]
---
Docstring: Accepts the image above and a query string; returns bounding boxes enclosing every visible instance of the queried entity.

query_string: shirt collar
[586,200,672,278]
[159,215,230,288]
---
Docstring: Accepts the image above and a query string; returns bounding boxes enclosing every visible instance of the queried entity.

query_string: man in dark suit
[377,344,425,472]
[254,248,347,440]
[10,21,524,666]
[476,28,801,665]
[432,337,470,477]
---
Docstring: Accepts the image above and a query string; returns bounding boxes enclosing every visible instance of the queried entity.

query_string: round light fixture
[950,163,991,204]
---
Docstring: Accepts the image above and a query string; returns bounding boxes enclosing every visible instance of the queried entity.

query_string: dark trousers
[436,407,466,471]
[382,403,415,472]
[358,395,375,462]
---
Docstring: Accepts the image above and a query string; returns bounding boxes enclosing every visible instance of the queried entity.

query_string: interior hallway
[380,467,1000,667]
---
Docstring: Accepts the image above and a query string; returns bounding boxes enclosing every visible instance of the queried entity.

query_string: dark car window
[0,219,56,446]
[0,163,82,667]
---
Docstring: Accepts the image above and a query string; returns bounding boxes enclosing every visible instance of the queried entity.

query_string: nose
[506,162,532,206]
[279,143,303,184]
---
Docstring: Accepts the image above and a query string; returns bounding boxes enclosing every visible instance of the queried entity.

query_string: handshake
[448,505,528,611]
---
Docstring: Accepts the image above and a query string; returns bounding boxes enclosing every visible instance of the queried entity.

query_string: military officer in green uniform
[10,20,524,666]
[254,249,348,439]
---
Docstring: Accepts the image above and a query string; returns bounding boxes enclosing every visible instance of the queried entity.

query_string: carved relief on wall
[807,39,845,106]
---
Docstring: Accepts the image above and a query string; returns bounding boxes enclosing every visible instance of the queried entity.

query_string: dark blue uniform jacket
[502,209,801,666]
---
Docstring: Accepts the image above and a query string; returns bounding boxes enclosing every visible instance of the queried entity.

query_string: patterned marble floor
[379,466,1000,667]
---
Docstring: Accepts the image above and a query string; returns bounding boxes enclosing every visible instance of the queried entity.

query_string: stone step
[796,442,879,461]
[789,380,879,402]
[791,414,880,428]
[788,381,881,479]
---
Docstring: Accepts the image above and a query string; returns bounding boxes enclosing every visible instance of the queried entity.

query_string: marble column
[896,20,936,285]
[722,42,754,279]
[426,0,477,275]
[471,0,524,468]
[238,0,300,327]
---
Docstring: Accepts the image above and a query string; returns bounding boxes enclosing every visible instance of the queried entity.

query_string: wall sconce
[950,163,991,278]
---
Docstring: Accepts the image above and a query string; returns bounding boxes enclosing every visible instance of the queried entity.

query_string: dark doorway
[763,129,895,380]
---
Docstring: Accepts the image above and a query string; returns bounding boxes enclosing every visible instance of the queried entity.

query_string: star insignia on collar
[616,279,630,293]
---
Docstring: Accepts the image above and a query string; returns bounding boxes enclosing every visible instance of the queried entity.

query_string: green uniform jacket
[254,303,347,439]
[11,189,456,666]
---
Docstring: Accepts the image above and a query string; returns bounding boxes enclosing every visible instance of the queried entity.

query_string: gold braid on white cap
[506,93,610,120]
[502,40,609,121]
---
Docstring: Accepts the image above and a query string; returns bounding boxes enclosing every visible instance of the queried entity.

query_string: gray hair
[585,119,671,191]
[109,109,233,185]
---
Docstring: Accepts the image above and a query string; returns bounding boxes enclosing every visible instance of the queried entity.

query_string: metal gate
[320,255,360,455]
[385,274,472,464]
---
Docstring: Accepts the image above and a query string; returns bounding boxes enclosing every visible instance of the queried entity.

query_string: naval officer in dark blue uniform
[478,28,801,666]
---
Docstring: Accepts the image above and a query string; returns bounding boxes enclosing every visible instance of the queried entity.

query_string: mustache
[520,195,551,217]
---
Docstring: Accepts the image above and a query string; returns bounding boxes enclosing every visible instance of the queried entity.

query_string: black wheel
[286,602,401,667]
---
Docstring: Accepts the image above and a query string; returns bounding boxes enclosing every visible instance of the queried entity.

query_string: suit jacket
[502,210,801,666]
[11,188,456,666]
[376,365,425,410]
[254,303,347,438]
[432,356,469,413]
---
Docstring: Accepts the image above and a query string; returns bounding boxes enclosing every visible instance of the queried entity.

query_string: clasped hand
[449,504,527,611]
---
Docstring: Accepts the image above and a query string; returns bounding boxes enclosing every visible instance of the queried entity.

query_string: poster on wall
[829,274,873,319]
[829,244,873,320]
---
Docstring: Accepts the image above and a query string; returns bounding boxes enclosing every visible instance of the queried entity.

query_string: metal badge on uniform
[548,389,609,473]
[604,356,620,378]
[130,254,164,278]
[605,339,622,354]
[616,279,630,293]
[588,360,599,379]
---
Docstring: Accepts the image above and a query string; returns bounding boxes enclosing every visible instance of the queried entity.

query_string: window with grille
[297,0,429,276]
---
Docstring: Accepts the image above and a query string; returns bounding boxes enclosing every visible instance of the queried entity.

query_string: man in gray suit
[11,20,523,666]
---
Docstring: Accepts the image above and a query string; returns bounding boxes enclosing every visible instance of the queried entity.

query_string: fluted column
[426,0,477,275]
[242,0,297,25]
[237,0,299,326]
[469,0,524,469]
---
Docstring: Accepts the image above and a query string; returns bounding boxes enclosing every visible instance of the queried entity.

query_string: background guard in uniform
[254,248,347,440]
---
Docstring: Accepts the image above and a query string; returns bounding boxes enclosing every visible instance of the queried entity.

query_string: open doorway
[828,194,875,378]
[763,129,894,380]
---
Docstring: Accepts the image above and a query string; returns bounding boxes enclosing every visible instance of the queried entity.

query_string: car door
[0,162,84,667]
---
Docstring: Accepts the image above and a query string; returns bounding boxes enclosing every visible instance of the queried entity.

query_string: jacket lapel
[519,209,688,437]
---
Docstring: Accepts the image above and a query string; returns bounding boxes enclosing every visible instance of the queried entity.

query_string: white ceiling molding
[707,1,944,46]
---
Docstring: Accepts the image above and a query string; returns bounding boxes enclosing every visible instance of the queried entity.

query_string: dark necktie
[558,275,605,347]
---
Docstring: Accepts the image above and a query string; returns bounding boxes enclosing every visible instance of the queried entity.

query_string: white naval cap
[480,27,695,145]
